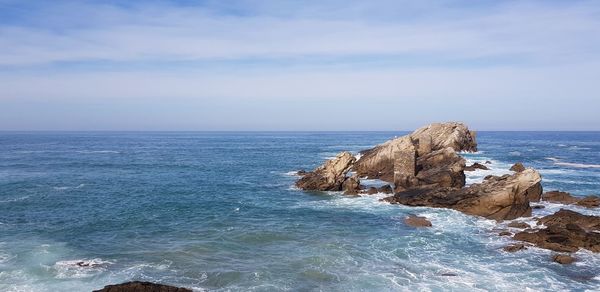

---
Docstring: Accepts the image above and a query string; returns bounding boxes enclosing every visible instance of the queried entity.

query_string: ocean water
[1,131,599,291]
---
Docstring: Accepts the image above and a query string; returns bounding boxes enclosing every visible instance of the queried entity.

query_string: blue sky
[1,0,599,130]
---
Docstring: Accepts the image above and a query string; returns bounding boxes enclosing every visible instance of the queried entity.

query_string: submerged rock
[404,215,432,227]
[383,169,542,221]
[353,122,476,183]
[93,281,191,292]
[464,162,489,171]
[503,243,527,252]
[552,254,576,265]
[510,162,526,173]
[296,152,356,191]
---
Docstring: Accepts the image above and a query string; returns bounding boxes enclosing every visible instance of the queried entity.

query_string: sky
[1,0,599,131]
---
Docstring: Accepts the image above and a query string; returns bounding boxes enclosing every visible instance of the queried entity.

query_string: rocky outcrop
[296,152,356,191]
[508,222,530,229]
[510,162,526,172]
[93,281,191,292]
[383,169,543,221]
[404,215,432,227]
[412,147,466,190]
[342,175,361,195]
[513,209,600,252]
[353,122,476,183]
[542,191,599,208]
[465,162,489,171]
[503,243,527,252]
[378,185,393,194]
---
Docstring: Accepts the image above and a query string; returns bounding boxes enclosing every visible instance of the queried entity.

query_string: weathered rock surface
[412,147,466,190]
[383,169,542,221]
[93,281,192,292]
[552,254,576,265]
[510,162,526,173]
[542,191,600,208]
[513,209,600,252]
[465,162,489,171]
[353,122,476,183]
[404,215,432,227]
[296,152,356,191]
[377,185,393,194]
[342,175,361,195]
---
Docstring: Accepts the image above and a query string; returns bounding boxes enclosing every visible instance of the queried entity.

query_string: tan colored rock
[354,122,476,182]
[510,162,526,172]
[296,152,356,191]
[508,222,531,229]
[404,215,432,227]
[342,175,361,195]
[414,147,466,189]
[552,254,576,265]
[576,195,600,208]
[537,209,600,231]
[503,243,527,252]
[384,169,542,221]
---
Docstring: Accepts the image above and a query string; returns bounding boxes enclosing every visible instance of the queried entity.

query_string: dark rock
[542,191,579,204]
[383,169,542,221]
[404,215,432,227]
[441,273,458,276]
[499,231,513,236]
[510,162,526,173]
[485,161,492,164]
[464,162,490,171]
[366,187,378,195]
[296,152,356,191]
[93,281,192,292]
[342,175,361,195]
[377,184,393,194]
[552,254,576,265]
[412,147,466,189]
[503,243,527,252]
[514,211,600,253]
[296,170,307,176]
[532,205,545,209]
[576,195,600,208]
[508,222,531,229]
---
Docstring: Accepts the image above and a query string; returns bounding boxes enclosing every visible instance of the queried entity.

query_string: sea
[1,131,599,291]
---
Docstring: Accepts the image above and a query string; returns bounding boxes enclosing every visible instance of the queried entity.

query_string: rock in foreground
[296,152,356,191]
[93,281,191,292]
[383,169,543,221]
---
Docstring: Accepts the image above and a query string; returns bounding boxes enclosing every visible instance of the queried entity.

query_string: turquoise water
[1,132,599,291]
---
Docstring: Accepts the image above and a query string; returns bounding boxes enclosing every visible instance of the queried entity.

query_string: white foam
[546,157,600,169]
[0,195,30,203]
[51,258,112,279]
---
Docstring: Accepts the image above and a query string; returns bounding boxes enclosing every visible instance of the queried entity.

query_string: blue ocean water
[1,131,599,291]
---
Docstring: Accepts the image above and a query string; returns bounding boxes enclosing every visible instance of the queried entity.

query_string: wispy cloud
[0,0,599,130]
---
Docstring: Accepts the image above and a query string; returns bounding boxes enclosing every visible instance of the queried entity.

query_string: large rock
[465,162,489,171]
[296,152,356,191]
[404,215,432,227]
[93,281,191,292]
[353,122,476,182]
[342,175,361,195]
[383,169,542,221]
[413,147,466,189]
[513,209,600,252]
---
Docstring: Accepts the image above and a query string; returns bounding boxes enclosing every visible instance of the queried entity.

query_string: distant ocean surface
[1,131,600,291]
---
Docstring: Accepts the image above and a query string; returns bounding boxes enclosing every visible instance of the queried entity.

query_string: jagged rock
[542,191,600,208]
[383,169,542,221]
[503,243,527,252]
[93,281,191,292]
[510,162,526,172]
[296,152,356,191]
[508,222,531,229]
[413,147,466,189]
[576,195,600,208]
[404,215,432,227]
[552,254,576,265]
[377,184,393,194]
[353,122,476,182]
[465,162,490,171]
[513,210,600,252]
[537,209,600,231]
[342,175,361,195]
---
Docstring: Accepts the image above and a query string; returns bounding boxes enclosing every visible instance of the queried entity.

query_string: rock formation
[296,152,356,191]
[465,162,489,171]
[94,281,191,292]
[513,209,600,252]
[383,169,543,221]
[404,215,432,227]
[510,162,526,173]
[542,191,599,208]
[353,122,476,184]
[552,254,576,265]
[342,175,361,195]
